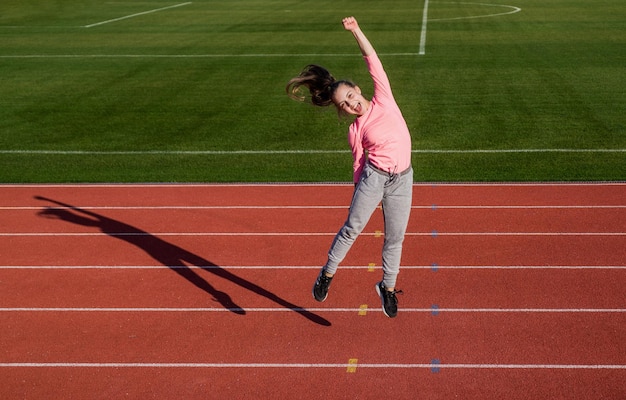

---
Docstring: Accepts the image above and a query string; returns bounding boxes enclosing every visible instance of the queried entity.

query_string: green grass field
[1,0,624,182]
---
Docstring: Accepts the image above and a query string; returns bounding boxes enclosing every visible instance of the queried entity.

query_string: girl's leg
[380,168,413,289]
[324,166,385,275]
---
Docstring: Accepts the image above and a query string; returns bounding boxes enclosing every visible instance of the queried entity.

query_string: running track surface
[1,183,625,399]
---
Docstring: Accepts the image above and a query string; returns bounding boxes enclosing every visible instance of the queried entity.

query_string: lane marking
[1,232,623,237]
[1,307,625,313]
[413,232,626,236]
[0,362,624,370]
[431,359,441,373]
[1,205,352,210]
[84,2,192,28]
[2,265,624,270]
[3,205,625,210]
[418,205,626,209]
[347,359,358,373]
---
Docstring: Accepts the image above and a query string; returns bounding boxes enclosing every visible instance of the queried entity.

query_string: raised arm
[342,16,375,56]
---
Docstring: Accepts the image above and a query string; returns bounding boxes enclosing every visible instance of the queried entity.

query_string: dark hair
[286,64,356,108]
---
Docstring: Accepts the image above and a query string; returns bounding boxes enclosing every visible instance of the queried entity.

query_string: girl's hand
[342,16,359,31]
[343,16,374,56]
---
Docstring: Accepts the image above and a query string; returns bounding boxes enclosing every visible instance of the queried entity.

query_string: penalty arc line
[419,1,523,55]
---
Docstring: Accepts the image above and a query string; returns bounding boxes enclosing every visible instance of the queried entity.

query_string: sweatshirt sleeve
[364,52,395,105]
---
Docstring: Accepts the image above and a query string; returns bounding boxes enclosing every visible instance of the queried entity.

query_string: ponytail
[286,65,340,107]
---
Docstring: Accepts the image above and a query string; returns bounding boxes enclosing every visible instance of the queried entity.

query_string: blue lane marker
[431,204,438,210]
[431,263,439,272]
[430,359,441,373]
[431,230,438,237]
[431,304,440,316]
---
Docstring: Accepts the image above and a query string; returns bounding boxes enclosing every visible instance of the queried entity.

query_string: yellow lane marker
[368,262,376,272]
[347,358,358,373]
[374,230,382,237]
[358,304,368,316]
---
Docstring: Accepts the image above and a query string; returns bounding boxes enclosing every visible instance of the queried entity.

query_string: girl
[286,17,413,318]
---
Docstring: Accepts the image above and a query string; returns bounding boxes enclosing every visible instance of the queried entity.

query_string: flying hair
[286,64,355,108]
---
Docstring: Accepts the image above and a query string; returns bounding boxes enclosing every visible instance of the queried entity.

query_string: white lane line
[1,307,625,313]
[416,232,626,236]
[0,232,623,237]
[421,205,626,209]
[3,205,625,210]
[2,205,349,210]
[1,205,350,210]
[0,265,624,270]
[0,232,337,237]
[84,2,192,28]
[0,362,624,369]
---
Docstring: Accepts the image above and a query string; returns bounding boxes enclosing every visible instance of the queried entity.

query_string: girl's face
[332,83,370,116]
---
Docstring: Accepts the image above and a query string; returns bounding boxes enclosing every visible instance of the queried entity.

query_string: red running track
[0,183,625,399]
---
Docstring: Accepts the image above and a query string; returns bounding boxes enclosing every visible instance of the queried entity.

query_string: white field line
[1,307,625,313]
[430,1,522,22]
[0,53,418,59]
[83,2,192,28]
[0,362,624,370]
[2,149,624,155]
[419,0,430,55]
[0,265,625,270]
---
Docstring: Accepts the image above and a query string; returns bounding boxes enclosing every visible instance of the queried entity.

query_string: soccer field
[0,0,624,182]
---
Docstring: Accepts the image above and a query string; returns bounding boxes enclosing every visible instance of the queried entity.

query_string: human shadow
[35,196,330,327]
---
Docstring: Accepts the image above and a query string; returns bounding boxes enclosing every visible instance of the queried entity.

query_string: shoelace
[383,289,403,304]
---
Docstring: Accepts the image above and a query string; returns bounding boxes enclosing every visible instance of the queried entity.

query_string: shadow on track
[35,196,331,327]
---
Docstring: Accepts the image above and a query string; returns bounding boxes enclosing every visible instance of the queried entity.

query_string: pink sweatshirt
[348,52,412,183]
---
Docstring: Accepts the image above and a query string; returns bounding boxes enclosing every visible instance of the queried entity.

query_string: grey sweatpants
[324,163,413,289]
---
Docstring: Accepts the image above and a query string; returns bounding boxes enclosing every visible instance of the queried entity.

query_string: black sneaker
[375,281,403,318]
[312,269,333,302]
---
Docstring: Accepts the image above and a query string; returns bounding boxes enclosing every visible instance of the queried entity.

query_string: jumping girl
[286,17,413,318]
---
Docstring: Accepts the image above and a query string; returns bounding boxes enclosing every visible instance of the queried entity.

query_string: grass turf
[0,0,624,182]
